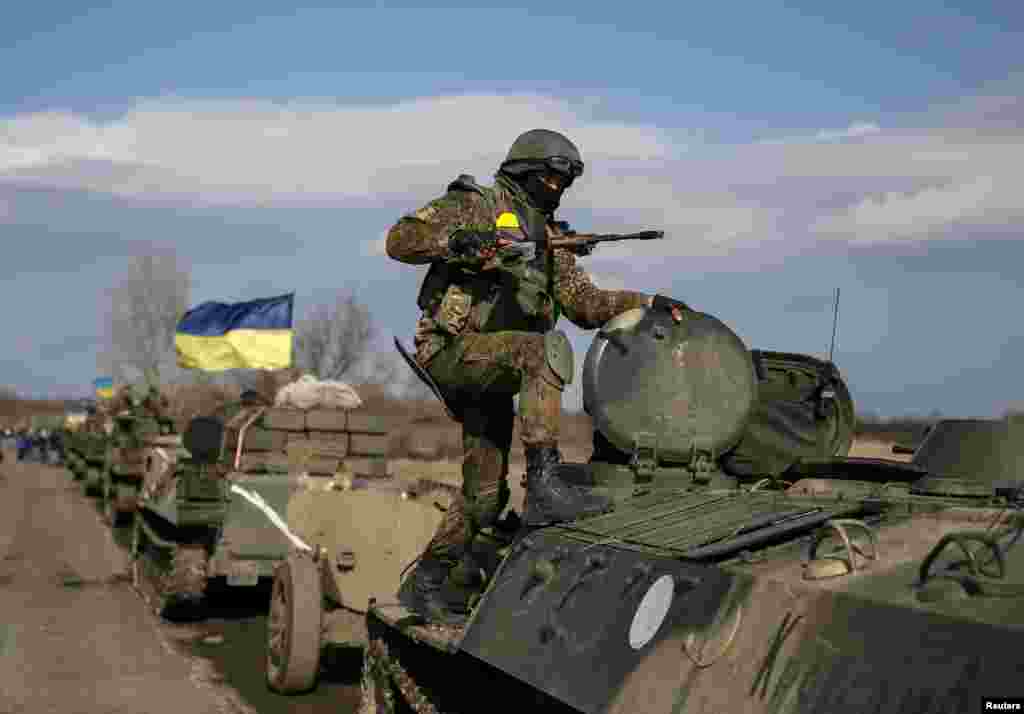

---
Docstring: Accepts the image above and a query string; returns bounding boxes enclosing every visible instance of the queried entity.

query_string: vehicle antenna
[828,287,841,363]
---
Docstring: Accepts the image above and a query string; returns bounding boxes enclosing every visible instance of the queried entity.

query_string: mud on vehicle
[265,307,1023,714]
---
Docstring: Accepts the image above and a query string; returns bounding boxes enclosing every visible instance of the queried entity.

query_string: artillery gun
[130,398,424,622]
[263,306,1023,713]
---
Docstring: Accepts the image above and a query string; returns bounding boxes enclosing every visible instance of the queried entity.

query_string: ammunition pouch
[438,284,472,336]
[544,330,574,386]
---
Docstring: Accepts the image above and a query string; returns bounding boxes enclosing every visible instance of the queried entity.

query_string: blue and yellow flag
[175,293,294,371]
[93,377,114,399]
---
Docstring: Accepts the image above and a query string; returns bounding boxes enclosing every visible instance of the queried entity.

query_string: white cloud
[2,91,1023,259]
[760,121,882,145]
[0,95,672,204]
[812,174,1018,243]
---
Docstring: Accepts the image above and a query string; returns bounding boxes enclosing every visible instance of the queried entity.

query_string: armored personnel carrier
[66,412,112,495]
[100,411,176,525]
[131,399,406,620]
[263,307,1022,713]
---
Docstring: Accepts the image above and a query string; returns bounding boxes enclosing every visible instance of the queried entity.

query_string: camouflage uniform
[387,156,650,603]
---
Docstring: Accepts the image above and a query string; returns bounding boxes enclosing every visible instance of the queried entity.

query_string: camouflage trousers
[421,331,564,561]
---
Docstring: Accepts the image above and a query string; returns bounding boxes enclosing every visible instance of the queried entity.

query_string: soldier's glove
[651,294,690,323]
[448,230,499,258]
[651,294,690,314]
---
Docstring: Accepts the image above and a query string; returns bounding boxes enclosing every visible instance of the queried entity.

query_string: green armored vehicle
[66,410,113,495]
[100,390,176,525]
[131,395,406,620]
[265,307,1022,713]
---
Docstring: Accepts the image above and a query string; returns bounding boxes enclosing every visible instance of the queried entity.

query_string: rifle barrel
[547,230,664,247]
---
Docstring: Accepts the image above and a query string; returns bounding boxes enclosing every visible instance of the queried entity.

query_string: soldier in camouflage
[386,128,689,624]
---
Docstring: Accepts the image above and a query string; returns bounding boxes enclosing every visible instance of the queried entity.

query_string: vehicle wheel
[266,553,323,694]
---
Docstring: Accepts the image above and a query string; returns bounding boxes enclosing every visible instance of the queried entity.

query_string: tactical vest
[416,175,560,342]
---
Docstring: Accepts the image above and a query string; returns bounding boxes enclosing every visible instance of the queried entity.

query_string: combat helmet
[500,129,584,181]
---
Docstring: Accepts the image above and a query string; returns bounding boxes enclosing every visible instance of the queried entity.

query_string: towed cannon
[129,394,441,623]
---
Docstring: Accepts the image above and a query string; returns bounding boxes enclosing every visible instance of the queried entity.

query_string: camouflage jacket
[386,174,649,365]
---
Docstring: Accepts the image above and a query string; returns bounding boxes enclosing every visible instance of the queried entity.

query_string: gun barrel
[547,230,664,248]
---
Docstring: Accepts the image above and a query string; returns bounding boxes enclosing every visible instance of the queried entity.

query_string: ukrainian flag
[93,377,114,399]
[175,293,295,371]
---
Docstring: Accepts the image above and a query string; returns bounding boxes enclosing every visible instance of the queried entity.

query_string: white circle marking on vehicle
[628,574,675,650]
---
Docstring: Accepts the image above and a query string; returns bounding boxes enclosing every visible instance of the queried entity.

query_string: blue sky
[2,1,1022,417]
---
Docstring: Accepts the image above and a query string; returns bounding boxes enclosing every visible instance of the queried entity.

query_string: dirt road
[0,455,360,714]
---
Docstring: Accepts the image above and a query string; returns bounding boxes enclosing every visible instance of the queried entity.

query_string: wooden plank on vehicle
[305,409,349,432]
[346,413,396,434]
[348,433,390,457]
[261,408,307,431]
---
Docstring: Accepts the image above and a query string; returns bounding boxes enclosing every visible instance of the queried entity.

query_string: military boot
[523,444,614,526]
[399,553,478,627]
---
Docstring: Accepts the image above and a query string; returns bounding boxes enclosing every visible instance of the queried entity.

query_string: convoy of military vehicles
[14,304,1023,713]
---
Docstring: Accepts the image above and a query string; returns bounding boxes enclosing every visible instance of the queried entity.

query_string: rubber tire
[266,553,323,694]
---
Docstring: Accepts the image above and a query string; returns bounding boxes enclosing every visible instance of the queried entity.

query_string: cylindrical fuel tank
[582,307,757,464]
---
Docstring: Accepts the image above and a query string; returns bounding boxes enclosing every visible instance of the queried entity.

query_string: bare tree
[294,292,374,380]
[105,250,190,387]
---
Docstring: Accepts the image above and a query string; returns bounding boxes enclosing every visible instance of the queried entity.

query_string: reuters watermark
[983,698,1024,711]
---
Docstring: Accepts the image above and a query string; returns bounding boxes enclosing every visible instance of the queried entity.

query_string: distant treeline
[0,390,66,429]
[0,385,1012,448]
[853,415,937,444]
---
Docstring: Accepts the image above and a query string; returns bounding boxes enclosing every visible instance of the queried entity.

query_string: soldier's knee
[512,334,565,391]
[514,334,549,375]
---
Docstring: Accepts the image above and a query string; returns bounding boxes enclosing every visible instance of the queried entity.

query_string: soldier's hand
[651,294,690,324]
[449,229,522,263]
[449,230,497,258]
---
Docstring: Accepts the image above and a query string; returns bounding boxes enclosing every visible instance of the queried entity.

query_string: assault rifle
[502,223,665,257]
